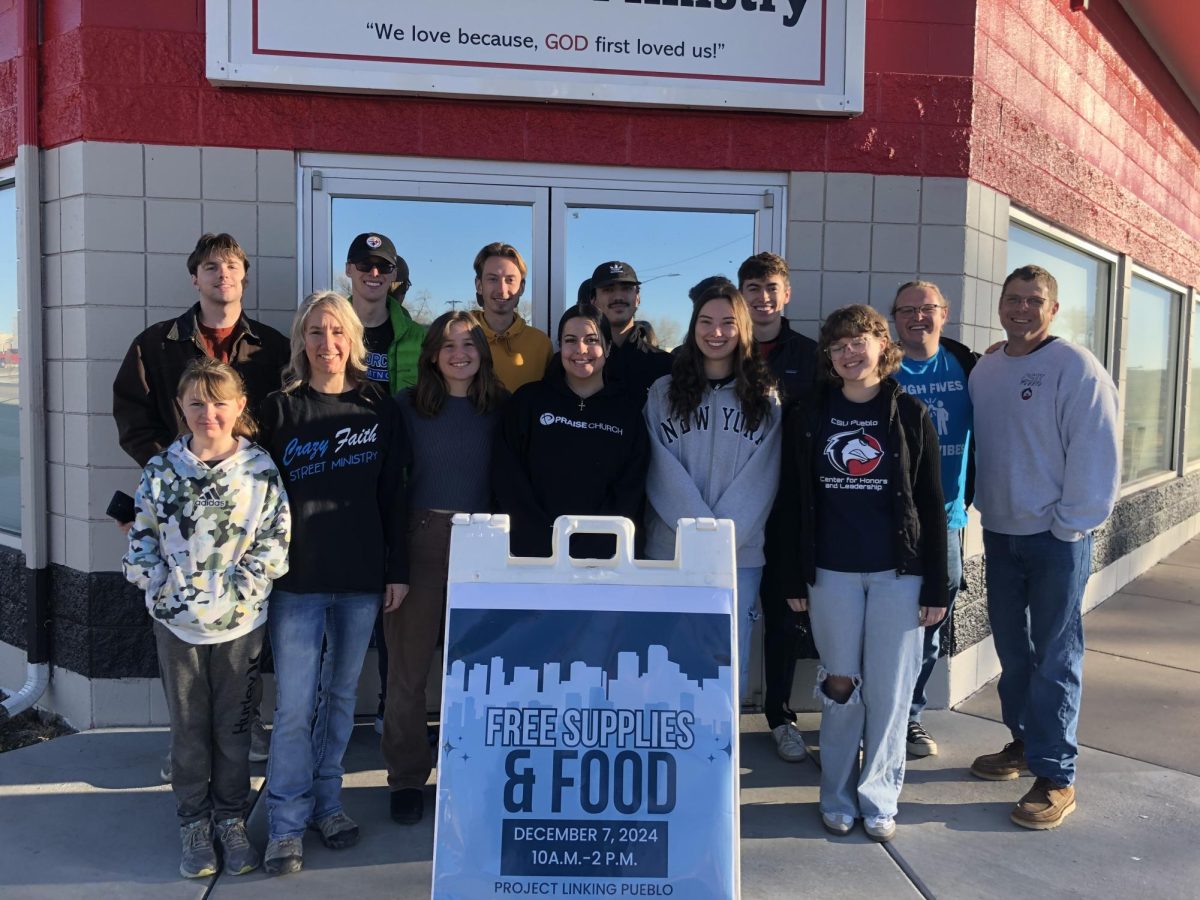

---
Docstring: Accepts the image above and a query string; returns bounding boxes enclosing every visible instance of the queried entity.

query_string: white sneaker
[864,814,896,843]
[771,723,807,763]
[821,811,854,836]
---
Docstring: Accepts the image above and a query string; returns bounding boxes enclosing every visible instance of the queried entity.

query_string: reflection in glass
[1122,277,1180,483]
[1188,302,1200,464]
[1006,223,1110,362]
[565,207,755,350]
[0,183,19,533]
[332,198,535,325]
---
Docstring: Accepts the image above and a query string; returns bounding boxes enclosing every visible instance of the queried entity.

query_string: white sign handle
[549,514,636,571]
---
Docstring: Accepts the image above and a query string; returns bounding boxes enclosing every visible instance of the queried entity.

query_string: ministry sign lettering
[207,0,865,114]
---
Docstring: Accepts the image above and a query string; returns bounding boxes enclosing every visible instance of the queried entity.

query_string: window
[1122,273,1183,484]
[1188,298,1200,465]
[1006,215,1114,365]
[302,156,784,340]
[0,176,19,534]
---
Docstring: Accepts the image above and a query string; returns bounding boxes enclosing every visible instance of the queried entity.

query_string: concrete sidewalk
[2,540,1199,899]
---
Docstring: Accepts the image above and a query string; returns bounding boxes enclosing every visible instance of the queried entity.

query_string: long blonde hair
[175,357,256,440]
[282,291,369,392]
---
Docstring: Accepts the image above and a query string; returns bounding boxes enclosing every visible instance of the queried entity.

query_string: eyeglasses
[893,304,944,318]
[1001,295,1047,309]
[352,259,397,275]
[826,336,873,358]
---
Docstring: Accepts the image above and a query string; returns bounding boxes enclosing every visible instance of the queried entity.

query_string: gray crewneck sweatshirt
[968,337,1119,542]
[642,375,782,566]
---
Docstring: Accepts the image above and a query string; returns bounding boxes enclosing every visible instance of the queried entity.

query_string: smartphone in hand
[107,490,136,526]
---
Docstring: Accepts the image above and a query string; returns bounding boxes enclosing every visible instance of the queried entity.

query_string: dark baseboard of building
[2,469,1199,681]
[0,546,156,680]
[949,468,1200,658]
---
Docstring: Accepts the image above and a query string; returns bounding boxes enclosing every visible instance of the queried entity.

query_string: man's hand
[785,597,808,613]
[919,606,946,627]
[115,521,133,536]
[383,583,410,613]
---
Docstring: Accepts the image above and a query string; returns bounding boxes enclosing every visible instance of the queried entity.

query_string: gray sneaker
[179,819,218,879]
[263,836,304,876]
[248,714,270,763]
[771,723,808,763]
[309,809,360,849]
[214,818,260,875]
[159,751,172,784]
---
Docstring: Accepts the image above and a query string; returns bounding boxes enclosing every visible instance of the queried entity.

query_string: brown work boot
[1011,777,1076,829]
[970,739,1028,780]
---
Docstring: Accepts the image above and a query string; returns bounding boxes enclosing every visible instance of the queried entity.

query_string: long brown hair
[175,357,257,440]
[413,311,506,417]
[668,286,775,433]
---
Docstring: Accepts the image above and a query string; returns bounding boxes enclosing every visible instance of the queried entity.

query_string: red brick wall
[972,0,1200,285]
[1,0,975,177]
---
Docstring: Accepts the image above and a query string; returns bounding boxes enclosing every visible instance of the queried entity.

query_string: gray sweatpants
[154,621,265,825]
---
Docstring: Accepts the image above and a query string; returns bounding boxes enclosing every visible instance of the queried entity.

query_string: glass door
[307,176,550,329]
[554,188,774,349]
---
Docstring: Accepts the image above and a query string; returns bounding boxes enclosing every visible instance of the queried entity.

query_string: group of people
[112,228,1120,879]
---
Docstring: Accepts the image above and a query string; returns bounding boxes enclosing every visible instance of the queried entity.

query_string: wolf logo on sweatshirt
[823,427,883,477]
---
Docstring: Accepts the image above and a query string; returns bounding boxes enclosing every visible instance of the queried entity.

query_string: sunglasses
[352,259,397,275]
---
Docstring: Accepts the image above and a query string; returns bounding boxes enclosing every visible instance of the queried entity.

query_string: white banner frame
[206,0,865,115]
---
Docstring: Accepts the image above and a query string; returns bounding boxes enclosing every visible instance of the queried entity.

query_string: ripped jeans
[808,568,923,819]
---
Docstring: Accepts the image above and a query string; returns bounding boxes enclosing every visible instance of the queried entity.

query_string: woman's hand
[785,597,808,613]
[919,606,946,627]
[383,583,410,613]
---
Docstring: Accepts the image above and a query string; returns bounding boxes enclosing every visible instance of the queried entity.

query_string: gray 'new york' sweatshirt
[968,337,1119,542]
[642,376,782,566]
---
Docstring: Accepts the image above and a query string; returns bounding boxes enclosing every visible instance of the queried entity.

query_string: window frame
[299,154,786,333]
[1119,264,1188,494]
[0,168,20,545]
[1007,208,1120,370]
[1185,289,1200,474]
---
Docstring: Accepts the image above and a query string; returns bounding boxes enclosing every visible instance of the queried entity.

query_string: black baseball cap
[347,232,398,266]
[347,233,410,285]
[590,260,641,289]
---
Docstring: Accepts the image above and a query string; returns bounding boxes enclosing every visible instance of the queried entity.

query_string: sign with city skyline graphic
[432,516,739,898]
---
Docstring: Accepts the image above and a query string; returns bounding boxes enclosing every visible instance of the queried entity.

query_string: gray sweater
[395,390,500,514]
[642,376,782,566]
[968,338,1119,542]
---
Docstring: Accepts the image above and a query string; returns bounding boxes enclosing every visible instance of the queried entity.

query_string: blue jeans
[735,566,763,704]
[808,568,923,819]
[265,590,381,840]
[983,530,1092,787]
[909,528,963,722]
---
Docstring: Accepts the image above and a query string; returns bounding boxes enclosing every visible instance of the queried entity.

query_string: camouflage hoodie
[123,435,291,644]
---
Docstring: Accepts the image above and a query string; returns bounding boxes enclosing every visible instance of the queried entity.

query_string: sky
[331,196,754,349]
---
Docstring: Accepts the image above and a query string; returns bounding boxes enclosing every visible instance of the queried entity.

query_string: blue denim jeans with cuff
[735,566,763,705]
[909,528,963,722]
[265,590,381,841]
[983,529,1092,787]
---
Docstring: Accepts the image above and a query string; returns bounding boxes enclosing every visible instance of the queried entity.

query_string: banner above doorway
[206,0,865,114]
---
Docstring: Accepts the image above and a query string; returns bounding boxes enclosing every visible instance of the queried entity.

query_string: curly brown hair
[669,286,776,433]
[818,304,902,386]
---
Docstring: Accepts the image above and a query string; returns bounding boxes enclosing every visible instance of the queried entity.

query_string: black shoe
[390,788,424,825]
